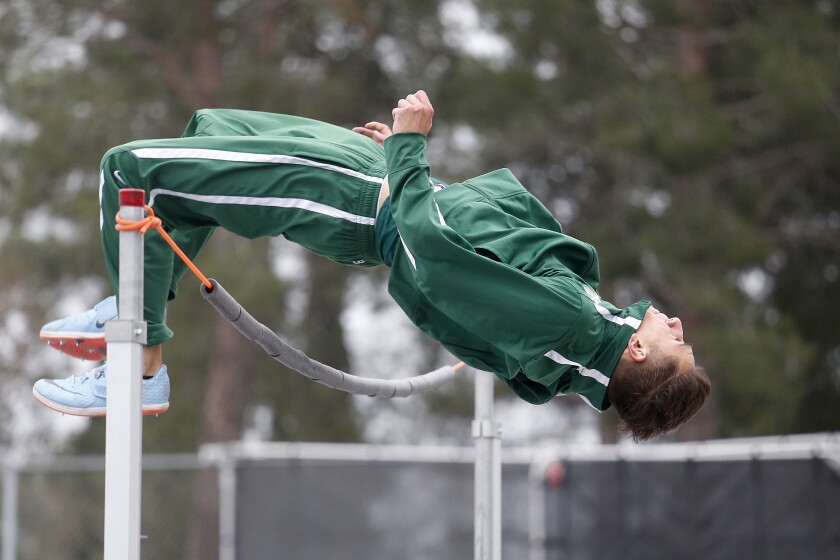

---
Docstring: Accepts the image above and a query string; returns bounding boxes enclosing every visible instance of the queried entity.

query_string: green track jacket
[383,133,652,411]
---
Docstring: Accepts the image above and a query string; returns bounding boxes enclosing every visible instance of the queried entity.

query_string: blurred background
[0,0,838,558]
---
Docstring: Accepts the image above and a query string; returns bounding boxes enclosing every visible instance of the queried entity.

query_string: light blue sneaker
[40,296,116,361]
[32,363,170,417]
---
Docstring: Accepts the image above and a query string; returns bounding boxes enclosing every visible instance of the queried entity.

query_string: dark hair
[608,352,711,441]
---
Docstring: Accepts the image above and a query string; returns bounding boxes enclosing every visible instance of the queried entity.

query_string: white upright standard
[473,369,502,560]
[103,188,147,560]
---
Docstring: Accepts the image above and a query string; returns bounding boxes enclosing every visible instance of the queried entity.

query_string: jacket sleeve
[384,133,582,364]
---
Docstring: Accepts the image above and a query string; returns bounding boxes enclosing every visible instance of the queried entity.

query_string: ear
[626,333,648,363]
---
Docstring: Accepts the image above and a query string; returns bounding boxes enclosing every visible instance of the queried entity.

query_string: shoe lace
[69,366,100,387]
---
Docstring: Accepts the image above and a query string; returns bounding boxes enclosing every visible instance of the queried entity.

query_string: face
[628,306,696,371]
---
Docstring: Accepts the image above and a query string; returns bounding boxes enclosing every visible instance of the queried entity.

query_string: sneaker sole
[32,387,169,417]
[40,333,107,361]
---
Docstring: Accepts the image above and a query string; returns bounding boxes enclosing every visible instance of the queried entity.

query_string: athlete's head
[608,307,711,441]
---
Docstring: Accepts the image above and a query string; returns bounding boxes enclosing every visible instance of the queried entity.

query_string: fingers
[407,90,428,104]
[390,90,434,135]
[365,121,390,133]
[353,121,393,145]
[352,127,374,139]
[354,122,385,133]
[400,91,430,108]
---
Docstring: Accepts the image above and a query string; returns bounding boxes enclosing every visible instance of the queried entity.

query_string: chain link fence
[1,435,838,560]
[4,455,209,560]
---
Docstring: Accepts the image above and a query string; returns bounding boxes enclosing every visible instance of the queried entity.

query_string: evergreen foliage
[1,0,839,557]
[0,0,837,452]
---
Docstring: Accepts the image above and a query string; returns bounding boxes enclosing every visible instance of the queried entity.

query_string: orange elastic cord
[115,205,214,291]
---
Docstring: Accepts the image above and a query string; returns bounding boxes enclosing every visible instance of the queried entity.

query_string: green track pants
[99,110,386,345]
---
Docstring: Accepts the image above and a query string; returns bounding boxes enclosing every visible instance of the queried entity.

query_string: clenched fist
[391,90,434,136]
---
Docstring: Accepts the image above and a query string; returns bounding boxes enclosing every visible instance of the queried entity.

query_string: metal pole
[2,465,19,560]
[527,452,552,560]
[473,369,501,560]
[104,188,147,560]
[218,447,238,560]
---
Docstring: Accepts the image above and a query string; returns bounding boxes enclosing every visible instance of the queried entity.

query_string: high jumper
[34,90,710,441]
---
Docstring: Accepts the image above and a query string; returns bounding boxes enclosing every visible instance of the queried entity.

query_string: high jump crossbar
[104,188,502,560]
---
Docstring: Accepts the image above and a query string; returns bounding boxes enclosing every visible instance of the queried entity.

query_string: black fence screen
[545,458,840,560]
[235,459,531,560]
[233,451,840,560]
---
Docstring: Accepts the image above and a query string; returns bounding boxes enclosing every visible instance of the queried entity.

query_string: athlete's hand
[352,121,393,145]
[391,90,434,135]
